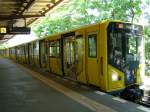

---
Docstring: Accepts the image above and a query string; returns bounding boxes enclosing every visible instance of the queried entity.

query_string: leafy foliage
[145,26,150,66]
[142,0,150,68]
[0,43,9,49]
[32,0,142,38]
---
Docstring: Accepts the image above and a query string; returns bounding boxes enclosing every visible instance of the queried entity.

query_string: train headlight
[112,72,119,81]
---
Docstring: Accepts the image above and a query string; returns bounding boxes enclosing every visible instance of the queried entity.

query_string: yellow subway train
[0,20,145,93]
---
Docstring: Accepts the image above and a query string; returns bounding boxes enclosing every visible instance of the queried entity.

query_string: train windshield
[107,22,144,85]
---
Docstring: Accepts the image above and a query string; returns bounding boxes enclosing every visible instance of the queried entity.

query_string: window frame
[49,40,60,58]
[88,34,97,58]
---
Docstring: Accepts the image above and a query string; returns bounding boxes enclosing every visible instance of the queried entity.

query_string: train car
[45,34,62,75]
[39,40,47,69]
[0,20,144,93]
[43,20,144,92]
[16,45,27,64]
[28,41,40,67]
[0,49,5,57]
[0,48,9,58]
[7,40,41,67]
[9,47,16,60]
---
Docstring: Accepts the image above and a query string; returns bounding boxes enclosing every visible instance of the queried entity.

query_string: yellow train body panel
[85,24,101,86]
[33,56,39,66]
[49,57,62,75]
[45,35,62,75]
[75,29,87,84]
[10,54,16,60]
[107,65,125,92]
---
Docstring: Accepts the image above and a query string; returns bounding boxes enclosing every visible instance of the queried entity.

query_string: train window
[33,42,39,55]
[49,46,56,57]
[88,34,97,58]
[49,40,60,57]
[20,47,22,55]
[21,46,25,55]
[17,48,20,55]
[45,41,49,55]
[12,48,15,54]
[56,41,60,57]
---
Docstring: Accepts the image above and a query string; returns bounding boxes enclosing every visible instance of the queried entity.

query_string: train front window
[108,32,123,69]
[108,22,144,85]
[128,37,136,54]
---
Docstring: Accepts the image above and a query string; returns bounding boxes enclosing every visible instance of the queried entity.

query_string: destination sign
[8,27,31,34]
[0,27,30,34]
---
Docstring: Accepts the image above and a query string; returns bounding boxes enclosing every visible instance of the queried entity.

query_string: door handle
[97,59,99,63]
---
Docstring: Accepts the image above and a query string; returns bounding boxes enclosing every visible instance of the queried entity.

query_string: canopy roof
[0,0,64,42]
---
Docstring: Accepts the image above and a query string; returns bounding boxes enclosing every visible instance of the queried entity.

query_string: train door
[21,45,25,63]
[40,41,46,68]
[25,44,28,64]
[15,47,18,61]
[28,43,33,65]
[62,32,77,80]
[33,41,40,66]
[15,47,17,60]
[86,29,100,86]
[16,47,20,62]
[75,33,87,84]
[45,41,50,71]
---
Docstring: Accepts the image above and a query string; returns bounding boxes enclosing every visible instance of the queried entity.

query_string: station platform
[0,58,149,112]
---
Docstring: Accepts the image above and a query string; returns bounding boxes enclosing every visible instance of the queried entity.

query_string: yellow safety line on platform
[17,63,116,112]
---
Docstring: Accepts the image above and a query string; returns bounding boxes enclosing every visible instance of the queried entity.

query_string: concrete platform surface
[0,58,114,112]
[0,58,149,112]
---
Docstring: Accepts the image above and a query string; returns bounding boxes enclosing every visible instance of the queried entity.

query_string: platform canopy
[0,0,64,42]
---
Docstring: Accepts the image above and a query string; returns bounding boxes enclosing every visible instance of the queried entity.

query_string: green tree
[145,26,150,65]
[32,0,142,38]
